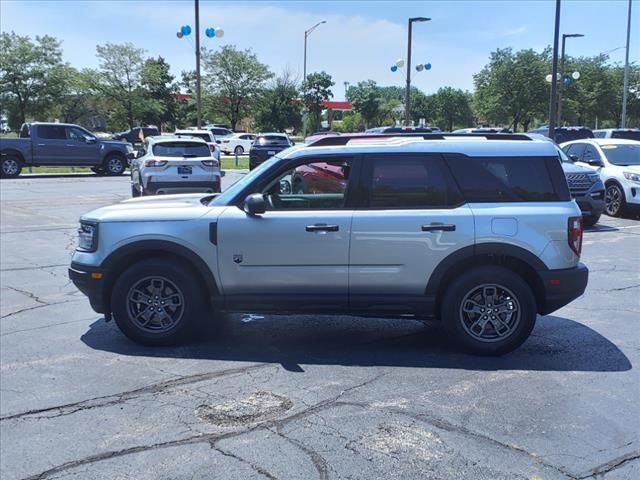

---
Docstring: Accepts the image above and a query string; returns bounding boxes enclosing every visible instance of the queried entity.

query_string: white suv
[70,133,588,355]
[130,136,221,196]
[561,138,640,217]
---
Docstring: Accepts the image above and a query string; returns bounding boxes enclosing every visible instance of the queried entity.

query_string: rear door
[349,153,474,314]
[33,125,68,165]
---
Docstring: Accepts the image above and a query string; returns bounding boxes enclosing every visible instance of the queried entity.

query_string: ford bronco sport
[69,133,588,355]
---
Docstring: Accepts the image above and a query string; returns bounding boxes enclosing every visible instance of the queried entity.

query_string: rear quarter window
[444,154,570,202]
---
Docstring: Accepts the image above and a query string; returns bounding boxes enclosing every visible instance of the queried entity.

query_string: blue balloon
[181,25,192,36]
[424,63,432,70]
[206,27,215,38]
[390,65,398,72]
[563,77,571,85]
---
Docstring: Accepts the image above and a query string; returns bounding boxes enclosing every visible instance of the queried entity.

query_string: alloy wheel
[459,283,521,342]
[126,276,185,333]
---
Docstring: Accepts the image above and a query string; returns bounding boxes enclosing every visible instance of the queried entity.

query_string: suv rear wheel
[1,155,22,178]
[111,259,203,345]
[441,266,537,355]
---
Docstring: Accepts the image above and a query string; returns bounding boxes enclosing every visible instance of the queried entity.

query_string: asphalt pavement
[0,174,639,480]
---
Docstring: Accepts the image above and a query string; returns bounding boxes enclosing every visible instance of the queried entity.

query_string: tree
[302,71,334,132]
[203,45,272,130]
[348,80,381,129]
[433,87,474,131]
[46,67,104,125]
[473,48,549,131]
[91,42,149,129]
[0,31,67,126]
[141,56,179,129]
[254,69,302,133]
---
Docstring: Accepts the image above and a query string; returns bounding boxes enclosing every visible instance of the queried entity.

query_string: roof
[321,100,353,110]
[147,135,207,144]
[175,129,211,135]
[561,138,640,146]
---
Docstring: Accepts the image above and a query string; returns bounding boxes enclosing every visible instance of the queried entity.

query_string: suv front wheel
[441,266,537,356]
[111,259,204,345]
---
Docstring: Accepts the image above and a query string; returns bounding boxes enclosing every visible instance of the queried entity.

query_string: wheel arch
[427,243,547,316]
[1,149,25,163]
[101,240,220,312]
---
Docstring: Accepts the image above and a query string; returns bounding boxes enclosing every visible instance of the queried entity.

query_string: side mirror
[569,154,579,162]
[588,159,604,167]
[126,152,136,161]
[243,193,266,215]
[85,136,97,144]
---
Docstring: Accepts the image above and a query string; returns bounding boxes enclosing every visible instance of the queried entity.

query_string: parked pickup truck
[0,122,134,178]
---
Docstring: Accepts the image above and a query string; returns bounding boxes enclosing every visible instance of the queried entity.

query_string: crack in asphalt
[0,363,271,422]
[592,283,640,293]
[0,317,93,337]
[0,298,82,320]
[3,286,49,306]
[1,264,68,272]
[18,374,384,480]
[212,445,278,480]
[576,451,640,479]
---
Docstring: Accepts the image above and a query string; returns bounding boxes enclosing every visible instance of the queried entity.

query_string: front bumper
[537,263,589,315]
[69,262,107,314]
[622,181,640,206]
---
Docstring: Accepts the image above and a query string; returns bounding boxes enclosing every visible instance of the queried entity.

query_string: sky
[1,0,638,99]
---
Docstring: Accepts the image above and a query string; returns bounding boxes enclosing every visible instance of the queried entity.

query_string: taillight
[144,159,167,167]
[201,160,219,167]
[568,216,583,256]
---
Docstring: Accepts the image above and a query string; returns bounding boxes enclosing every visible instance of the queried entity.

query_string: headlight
[587,173,600,183]
[77,221,98,252]
[623,171,640,183]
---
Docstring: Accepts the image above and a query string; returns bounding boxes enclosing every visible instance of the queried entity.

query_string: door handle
[37,144,46,147]
[422,223,456,232]
[306,224,339,232]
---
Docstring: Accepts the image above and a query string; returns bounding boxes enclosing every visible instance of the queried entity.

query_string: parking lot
[1,174,639,479]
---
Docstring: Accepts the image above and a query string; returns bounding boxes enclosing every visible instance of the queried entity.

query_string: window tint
[593,131,606,138]
[611,131,640,141]
[582,145,601,162]
[67,127,90,142]
[367,155,462,208]
[445,154,562,202]
[600,143,640,166]
[19,124,30,138]
[257,135,290,145]
[564,143,586,160]
[152,142,210,157]
[38,125,66,140]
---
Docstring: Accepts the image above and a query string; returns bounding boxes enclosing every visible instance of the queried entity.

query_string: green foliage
[254,70,302,133]
[348,80,381,129]
[302,71,334,132]
[0,31,67,126]
[203,45,273,130]
[332,111,363,133]
[141,57,178,129]
[432,87,474,131]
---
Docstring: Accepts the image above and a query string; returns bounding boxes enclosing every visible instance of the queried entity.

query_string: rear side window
[365,154,463,208]
[152,142,210,157]
[38,125,66,140]
[19,124,30,138]
[444,154,568,202]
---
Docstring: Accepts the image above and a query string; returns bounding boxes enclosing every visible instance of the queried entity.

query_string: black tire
[604,183,625,217]
[234,145,244,155]
[91,166,106,176]
[583,215,600,228]
[111,259,204,345]
[131,184,140,197]
[441,266,537,356]
[103,154,126,176]
[1,155,22,178]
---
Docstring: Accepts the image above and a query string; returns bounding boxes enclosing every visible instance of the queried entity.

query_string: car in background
[112,126,160,144]
[366,126,435,133]
[129,136,221,197]
[561,138,640,217]
[174,129,221,161]
[220,133,256,155]
[524,133,605,227]
[529,126,594,144]
[204,126,234,143]
[290,160,347,194]
[593,128,640,141]
[452,127,512,134]
[249,133,293,170]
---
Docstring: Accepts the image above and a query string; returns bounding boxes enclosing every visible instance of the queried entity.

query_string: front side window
[152,142,210,157]
[582,145,601,162]
[366,155,462,209]
[262,159,351,210]
[67,127,91,142]
[564,143,586,161]
[445,154,561,202]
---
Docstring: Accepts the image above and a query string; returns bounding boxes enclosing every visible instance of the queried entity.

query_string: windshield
[152,142,210,157]
[555,145,572,163]
[611,131,640,141]
[210,156,280,206]
[600,143,640,166]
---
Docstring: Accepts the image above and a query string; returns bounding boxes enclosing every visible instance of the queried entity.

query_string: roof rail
[307,132,534,147]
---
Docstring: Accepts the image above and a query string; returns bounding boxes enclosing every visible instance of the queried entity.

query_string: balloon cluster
[390,58,432,72]
[176,25,224,39]
[545,71,580,85]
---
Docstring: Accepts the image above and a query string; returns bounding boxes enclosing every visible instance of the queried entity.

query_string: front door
[349,153,475,314]
[65,126,101,165]
[217,157,356,311]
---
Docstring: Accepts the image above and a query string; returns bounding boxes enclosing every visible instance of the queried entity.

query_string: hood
[82,193,222,223]
[620,165,640,173]
[100,139,130,148]
[561,162,593,173]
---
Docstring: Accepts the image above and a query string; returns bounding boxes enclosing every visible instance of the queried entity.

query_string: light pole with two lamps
[557,33,584,126]
[302,20,327,137]
[405,17,431,126]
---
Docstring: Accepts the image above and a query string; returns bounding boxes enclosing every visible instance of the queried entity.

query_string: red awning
[321,101,353,110]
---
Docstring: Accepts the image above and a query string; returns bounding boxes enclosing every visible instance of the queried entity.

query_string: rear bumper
[145,180,221,195]
[537,263,588,315]
[69,263,107,314]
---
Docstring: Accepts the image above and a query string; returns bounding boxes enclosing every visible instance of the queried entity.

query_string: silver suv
[69,133,588,355]
[130,136,221,196]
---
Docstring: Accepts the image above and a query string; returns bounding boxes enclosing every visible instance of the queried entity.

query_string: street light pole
[195,0,202,128]
[548,0,561,140]
[302,20,326,137]
[557,33,584,127]
[621,0,632,128]
[405,17,430,127]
